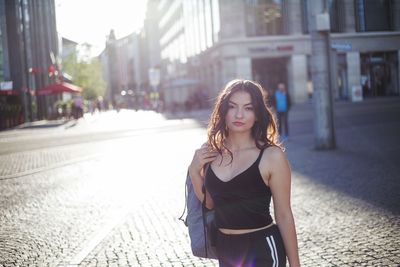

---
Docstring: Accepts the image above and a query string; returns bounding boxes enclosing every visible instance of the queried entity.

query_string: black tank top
[205,148,273,229]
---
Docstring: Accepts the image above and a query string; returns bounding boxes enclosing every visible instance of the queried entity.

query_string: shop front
[252,57,289,98]
[361,52,399,98]
[0,89,23,130]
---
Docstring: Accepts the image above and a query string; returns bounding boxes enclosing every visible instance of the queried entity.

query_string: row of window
[160,0,220,65]
[322,0,397,33]
[247,0,398,35]
[0,31,3,81]
[159,0,398,68]
[159,0,182,29]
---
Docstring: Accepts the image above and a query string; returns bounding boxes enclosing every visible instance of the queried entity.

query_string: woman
[189,79,300,267]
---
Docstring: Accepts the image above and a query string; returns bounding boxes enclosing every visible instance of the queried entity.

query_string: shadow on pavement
[165,98,400,215]
[285,98,400,215]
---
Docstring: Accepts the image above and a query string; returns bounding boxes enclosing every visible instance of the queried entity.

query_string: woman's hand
[189,143,218,178]
[189,143,218,207]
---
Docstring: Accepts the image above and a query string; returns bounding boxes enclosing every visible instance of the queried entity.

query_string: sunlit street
[1,0,400,266]
[0,109,216,266]
[1,99,399,266]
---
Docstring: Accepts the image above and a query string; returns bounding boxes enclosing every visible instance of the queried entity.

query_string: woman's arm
[188,144,218,209]
[265,147,300,267]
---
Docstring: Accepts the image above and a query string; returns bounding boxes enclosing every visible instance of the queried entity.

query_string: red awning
[37,82,82,95]
[0,89,18,96]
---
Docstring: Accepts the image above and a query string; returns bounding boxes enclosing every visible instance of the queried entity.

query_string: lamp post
[15,0,29,123]
[308,0,336,150]
[148,67,160,110]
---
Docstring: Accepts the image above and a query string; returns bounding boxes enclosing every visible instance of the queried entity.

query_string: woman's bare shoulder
[261,146,288,169]
[260,146,291,185]
[263,145,286,160]
[259,145,286,178]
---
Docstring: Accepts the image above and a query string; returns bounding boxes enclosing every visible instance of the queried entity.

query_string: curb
[14,119,72,129]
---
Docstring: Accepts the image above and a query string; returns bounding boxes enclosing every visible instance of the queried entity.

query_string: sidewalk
[14,118,73,129]
[76,97,399,266]
[1,98,398,266]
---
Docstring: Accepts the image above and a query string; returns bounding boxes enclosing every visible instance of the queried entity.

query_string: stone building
[156,0,400,109]
[0,0,59,125]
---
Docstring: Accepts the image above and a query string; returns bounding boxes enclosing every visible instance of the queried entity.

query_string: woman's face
[225,90,256,134]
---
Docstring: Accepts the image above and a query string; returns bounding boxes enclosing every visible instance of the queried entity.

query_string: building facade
[99,0,162,111]
[141,0,161,86]
[101,30,144,109]
[157,0,400,109]
[60,37,77,83]
[0,0,60,125]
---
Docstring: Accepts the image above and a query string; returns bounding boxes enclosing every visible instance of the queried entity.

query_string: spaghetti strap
[255,147,266,165]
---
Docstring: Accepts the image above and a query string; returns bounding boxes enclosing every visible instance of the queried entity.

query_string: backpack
[179,167,218,259]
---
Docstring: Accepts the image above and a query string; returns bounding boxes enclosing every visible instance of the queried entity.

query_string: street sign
[148,68,160,88]
[0,81,13,90]
[331,43,352,51]
[351,85,363,102]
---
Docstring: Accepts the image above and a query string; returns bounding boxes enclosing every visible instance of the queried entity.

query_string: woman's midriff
[219,221,274,235]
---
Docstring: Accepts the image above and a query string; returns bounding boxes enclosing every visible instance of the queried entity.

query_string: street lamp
[309,2,336,150]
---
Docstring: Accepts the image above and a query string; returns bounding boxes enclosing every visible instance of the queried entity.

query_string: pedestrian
[189,79,300,267]
[73,95,83,119]
[273,82,291,141]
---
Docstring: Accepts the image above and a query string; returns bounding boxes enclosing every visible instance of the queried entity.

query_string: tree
[62,44,106,100]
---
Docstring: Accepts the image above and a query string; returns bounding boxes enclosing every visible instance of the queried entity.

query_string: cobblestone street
[0,99,399,266]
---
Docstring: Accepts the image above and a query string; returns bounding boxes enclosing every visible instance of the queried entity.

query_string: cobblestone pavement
[1,99,399,266]
[76,100,400,267]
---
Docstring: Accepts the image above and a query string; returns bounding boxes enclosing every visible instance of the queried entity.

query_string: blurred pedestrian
[189,79,300,267]
[73,95,83,119]
[88,100,95,115]
[96,96,103,112]
[273,82,291,141]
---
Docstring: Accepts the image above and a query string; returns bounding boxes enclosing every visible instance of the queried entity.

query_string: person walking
[273,83,291,141]
[189,79,300,267]
[73,95,83,119]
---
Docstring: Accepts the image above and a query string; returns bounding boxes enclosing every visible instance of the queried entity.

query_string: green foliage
[62,49,106,100]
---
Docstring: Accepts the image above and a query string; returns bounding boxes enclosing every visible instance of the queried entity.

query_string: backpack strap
[202,196,209,258]
[178,170,189,226]
[201,163,210,257]
[179,164,211,257]
[178,164,210,225]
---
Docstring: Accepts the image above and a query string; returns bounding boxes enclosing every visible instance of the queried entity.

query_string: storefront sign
[351,85,363,102]
[249,47,274,53]
[331,43,352,51]
[249,45,293,53]
[277,45,294,51]
[0,81,13,90]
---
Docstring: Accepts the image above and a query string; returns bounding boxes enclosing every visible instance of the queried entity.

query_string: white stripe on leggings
[266,236,278,267]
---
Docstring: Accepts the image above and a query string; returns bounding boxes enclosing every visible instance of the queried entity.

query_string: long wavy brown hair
[207,79,281,160]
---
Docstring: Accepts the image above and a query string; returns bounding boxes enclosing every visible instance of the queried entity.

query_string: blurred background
[0,0,399,129]
[0,1,399,266]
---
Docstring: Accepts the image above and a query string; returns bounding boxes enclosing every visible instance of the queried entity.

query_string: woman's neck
[225,134,255,152]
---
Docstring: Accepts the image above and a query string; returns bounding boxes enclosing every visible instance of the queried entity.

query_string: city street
[0,98,399,267]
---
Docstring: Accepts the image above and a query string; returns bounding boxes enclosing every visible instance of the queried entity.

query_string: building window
[198,0,207,52]
[0,40,3,81]
[327,0,343,32]
[301,0,309,33]
[302,0,345,33]
[204,0,213,47]
[211,0,220,42]
[245,0,285,37]
[355,0,394,32]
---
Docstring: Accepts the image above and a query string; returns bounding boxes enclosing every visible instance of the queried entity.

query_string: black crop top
[205,148,273,229]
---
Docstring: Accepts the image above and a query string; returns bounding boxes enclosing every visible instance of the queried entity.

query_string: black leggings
[216,225,286,267]
[277,111,289,136]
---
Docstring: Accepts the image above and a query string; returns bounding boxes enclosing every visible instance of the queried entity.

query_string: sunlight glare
[56,0,147,55]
